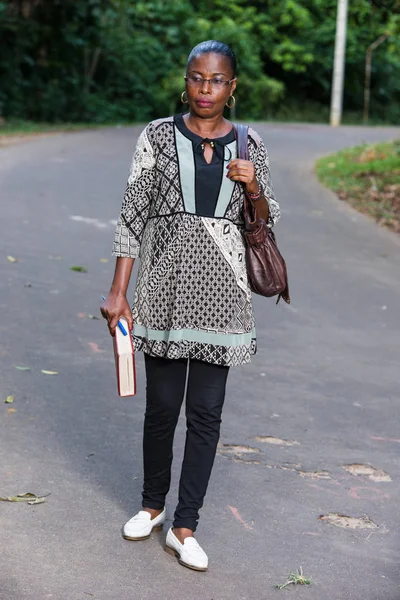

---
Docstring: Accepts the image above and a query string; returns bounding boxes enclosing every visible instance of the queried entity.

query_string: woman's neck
[184,113,231,139]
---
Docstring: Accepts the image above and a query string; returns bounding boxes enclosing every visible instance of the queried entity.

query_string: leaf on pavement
[7,255,18,263]
[100,258,109,263]
[70,266,88,273]
[0,492,48,503]
[4,395,14,403]
[14,366,31,371]
[88,314,100,320]
[27,497,47,505]
[41,370,59,375]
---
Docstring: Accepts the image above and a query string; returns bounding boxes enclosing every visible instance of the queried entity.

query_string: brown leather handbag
[234,124,290,304]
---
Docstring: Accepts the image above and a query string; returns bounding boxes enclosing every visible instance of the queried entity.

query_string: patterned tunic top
[113,115,281,366]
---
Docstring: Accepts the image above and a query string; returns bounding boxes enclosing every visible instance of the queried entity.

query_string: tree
[0,0,398,123]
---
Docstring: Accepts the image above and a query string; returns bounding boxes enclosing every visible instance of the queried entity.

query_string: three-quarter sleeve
[113,124,156,258]
[252,136,281,227]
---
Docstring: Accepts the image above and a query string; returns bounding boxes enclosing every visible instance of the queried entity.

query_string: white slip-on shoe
[165,527,208,572]
[123,509,166,541]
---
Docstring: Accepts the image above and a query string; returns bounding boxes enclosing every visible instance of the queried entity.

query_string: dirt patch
[232,458,261,465]
[319,513,377,530]
[0,135,33,148]
[0,128,91,149]
[218,444,263,464]
[0,132,60,148]
[342,464,392,482]
[278,464,332,479]
[298,470,332,480]
[219,444,261,455]
[253,436,299,446]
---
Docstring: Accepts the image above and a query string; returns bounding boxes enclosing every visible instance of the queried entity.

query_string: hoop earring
[181,91,189,104]
[226,95,236,109]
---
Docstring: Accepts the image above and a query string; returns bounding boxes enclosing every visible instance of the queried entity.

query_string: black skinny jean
[142,354,229,532]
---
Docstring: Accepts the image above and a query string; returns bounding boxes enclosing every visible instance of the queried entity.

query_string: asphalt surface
[1,122,400,600]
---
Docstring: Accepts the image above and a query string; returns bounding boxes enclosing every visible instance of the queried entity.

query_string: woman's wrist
[246,181,263,201]
[109,288,128,298]
[245,178,259,195]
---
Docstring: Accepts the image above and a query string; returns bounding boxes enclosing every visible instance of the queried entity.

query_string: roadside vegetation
[1,1,399,125]
[316,140,400,233]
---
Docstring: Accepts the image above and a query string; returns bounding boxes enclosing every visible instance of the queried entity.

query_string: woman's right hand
[100,293,133,336]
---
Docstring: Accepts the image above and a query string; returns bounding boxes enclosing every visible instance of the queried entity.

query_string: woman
[101,40,280,572]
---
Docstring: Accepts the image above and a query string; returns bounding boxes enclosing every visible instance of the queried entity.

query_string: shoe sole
[165,545,208,572]
[123,524,163,541]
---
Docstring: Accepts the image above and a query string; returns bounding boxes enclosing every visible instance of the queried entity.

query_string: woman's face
[185,53,237,119]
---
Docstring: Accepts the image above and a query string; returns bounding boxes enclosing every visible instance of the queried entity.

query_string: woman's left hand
[226,159,259,195]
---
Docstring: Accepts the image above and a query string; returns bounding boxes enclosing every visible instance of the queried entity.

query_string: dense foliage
[0,0,399,123]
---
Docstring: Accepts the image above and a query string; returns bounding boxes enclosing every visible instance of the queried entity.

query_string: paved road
[1,123,400,600]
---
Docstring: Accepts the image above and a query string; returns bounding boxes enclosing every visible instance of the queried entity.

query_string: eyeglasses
[184,75,235,89]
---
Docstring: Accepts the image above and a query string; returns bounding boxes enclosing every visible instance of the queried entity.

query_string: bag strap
[234,126,290,306]
[234,124,249,161]
[234,123,257,224]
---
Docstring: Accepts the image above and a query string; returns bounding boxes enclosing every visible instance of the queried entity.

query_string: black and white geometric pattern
[113,117,281,367]
[133,215,253,333]
[133,338,257,367]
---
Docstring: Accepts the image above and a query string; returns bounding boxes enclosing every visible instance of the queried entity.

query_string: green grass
[316,140,400,232]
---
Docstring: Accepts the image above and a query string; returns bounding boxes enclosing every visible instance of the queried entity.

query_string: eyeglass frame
[184,75,237,88]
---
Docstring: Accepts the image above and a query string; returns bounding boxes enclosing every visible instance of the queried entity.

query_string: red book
[112,318,136,397]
